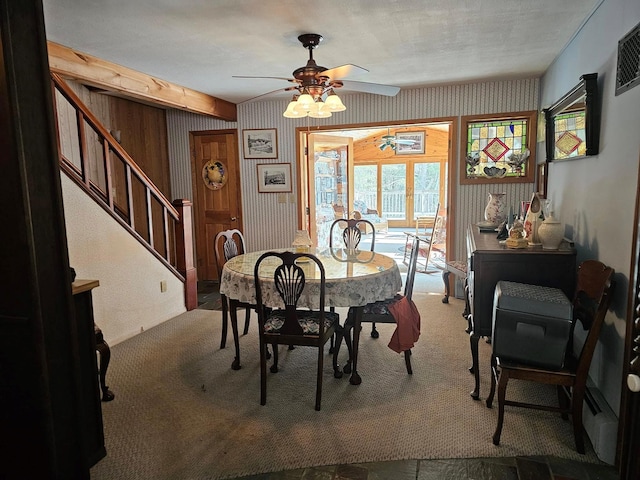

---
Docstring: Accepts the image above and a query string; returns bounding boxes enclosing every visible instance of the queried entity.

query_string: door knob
[628,373,640,393]
[230,217,237,221]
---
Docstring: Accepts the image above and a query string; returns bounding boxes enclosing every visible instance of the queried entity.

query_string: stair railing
[50,72,197,310]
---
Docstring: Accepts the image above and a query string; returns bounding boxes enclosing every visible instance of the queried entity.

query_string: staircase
[51,73,197,309]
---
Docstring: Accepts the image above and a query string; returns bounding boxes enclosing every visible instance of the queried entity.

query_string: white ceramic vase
[484,192,506,225]
[524,192,542,245]
[538,214,564,250]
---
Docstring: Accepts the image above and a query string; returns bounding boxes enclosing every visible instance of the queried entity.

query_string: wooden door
[190,130,242,281]
[306,134,354,247]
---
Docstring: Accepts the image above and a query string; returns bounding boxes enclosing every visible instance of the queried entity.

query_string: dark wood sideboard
[466,225,577,400]
[72,279,107,468]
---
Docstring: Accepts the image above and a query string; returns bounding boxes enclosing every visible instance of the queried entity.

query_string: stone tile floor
[230,456,618,480]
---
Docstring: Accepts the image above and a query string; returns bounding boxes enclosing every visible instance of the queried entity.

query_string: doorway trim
[296,117,458,261]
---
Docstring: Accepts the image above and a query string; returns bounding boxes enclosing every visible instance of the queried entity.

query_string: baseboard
[582,380,617,465]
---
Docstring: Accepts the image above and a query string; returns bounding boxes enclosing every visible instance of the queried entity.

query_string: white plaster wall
[541,0,640,415]
[61,174,186,345]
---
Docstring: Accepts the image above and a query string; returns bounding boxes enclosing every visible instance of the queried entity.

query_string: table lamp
[292,230,313,253]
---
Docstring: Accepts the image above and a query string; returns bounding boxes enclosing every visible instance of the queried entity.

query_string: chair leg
[403,349,413,374]
[270,343,279,373]
[259,341,267,406]
[492,368,509,446]
[442,270,450,303]
[371,322,379,338]
[332,327,344,379]
[329,307,336,352]
[571,387,586,454]
[242,307,250,335]
[486,356,497,408]
[342,313,354,374]
[220,295,229,349]
[315,344,324,411]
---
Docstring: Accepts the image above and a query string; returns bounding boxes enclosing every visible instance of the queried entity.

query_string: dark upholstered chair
[253,251,343,411]
[486,260,615,454]
[339,235,421,375]
[329,217,377,341]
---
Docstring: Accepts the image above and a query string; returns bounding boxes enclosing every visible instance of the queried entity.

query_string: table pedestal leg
[469,331,480,400]
[349,306,363,385]
[229,299,241,370]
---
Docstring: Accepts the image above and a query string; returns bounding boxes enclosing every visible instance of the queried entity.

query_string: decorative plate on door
[202,160,227,190]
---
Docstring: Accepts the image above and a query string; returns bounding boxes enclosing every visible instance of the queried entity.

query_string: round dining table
[220,247,402,384]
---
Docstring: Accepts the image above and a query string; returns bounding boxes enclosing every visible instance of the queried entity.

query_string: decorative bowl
[483,166,507,178]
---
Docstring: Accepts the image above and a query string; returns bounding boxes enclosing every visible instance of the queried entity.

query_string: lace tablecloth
[220,247,402,309]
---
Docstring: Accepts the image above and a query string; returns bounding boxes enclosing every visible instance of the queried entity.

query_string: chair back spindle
[329,218,375,251]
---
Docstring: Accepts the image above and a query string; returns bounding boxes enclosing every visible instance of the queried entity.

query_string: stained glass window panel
[464,116,532,181]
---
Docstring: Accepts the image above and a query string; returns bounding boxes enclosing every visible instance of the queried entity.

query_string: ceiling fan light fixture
[283,95,307,118]
[324,91,346,112]
[295,91,315,111]
[308,99,332,118]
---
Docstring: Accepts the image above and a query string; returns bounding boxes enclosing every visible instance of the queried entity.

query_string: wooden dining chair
[339,235,421,375]
[329,217,377,341]
[214,229,252,349]
[486,260,615,454]
[253,251,343,411]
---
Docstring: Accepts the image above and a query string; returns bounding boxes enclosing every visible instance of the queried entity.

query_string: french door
[354,161,441,228]
[304,133,354,246]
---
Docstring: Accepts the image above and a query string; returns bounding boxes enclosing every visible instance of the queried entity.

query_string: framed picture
[257,163,292,193]
[243,128,278,159]
[395,131,425,155]
[537,162,548,199]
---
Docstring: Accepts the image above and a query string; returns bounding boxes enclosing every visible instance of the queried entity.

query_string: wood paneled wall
[63,79,172,199]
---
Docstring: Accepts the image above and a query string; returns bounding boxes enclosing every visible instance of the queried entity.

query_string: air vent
[616,21,640,96]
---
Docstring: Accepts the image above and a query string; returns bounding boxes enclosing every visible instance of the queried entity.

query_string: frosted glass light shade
[325,92,346,112]
[308,100,332,118]
[296,93,314,111]
[283,101,307,118]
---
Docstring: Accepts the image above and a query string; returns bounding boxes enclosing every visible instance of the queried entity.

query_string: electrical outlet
[160,280,167,292]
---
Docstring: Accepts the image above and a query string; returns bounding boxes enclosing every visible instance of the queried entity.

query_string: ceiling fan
[234,33,400,109]
[378,129,417,151]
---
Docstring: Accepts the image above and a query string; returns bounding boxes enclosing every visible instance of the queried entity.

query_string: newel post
[173,199,197,310]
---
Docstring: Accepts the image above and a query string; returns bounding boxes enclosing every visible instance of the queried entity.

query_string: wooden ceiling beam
[47,41,236,122]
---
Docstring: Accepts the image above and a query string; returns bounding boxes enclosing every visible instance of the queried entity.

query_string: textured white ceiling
[42,0,601,104]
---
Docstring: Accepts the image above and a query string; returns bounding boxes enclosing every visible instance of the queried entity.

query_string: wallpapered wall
[167,78,540,259]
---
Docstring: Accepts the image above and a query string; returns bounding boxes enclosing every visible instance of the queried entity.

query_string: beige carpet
[90,273,600,480]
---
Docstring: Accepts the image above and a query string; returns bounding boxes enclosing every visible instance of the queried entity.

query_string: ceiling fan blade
[238,86,297,104]
[340,80,400,97]
[320,64,368,81]
[233,75,298,84]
